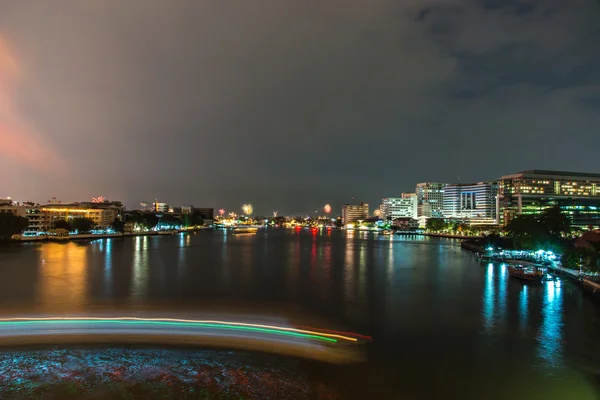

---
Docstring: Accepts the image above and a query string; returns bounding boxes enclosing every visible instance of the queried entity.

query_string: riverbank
[10,229,204,243]
[425,232,483,240]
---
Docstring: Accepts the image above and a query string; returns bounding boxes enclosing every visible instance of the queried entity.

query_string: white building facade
[443,182,498,220]
[380,193,417,221]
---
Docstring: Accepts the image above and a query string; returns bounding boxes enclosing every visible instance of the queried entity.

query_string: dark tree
[53,219,73,232]
[71,217,96,233]
[126,212,159,229]
[561,247,598,272]
[504,208,570,251]
[426,218,447,232]
[183,213,204,228]
[159,214,182,228]
[110,218,124,233]
[0,213,29,240]
[539,206,571,238]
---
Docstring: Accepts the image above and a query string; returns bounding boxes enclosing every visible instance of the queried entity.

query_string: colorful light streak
[0,317,364,343]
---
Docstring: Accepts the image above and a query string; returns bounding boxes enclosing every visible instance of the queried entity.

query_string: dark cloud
[1,0,599,215]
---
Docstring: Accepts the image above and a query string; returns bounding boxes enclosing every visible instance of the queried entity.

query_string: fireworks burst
[273,211,279,217]
[218,208,225,216]
[92,196,106,203]
[242,204,253,216]
[324,204,332,214]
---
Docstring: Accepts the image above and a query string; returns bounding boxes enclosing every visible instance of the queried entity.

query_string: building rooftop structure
[502,170,600,179]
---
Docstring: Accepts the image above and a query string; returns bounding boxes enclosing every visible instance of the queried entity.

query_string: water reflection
[483,263,495,331]
[104,239,112,295]
[537,279,564,367]
[519,285,528,330]
[131,236,149,298]
[497,264,507,319]
[37,243,88,310]
[178,233,186,275]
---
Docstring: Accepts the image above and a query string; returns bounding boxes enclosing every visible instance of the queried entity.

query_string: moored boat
[232,227,258,234]
[508,265,543,282]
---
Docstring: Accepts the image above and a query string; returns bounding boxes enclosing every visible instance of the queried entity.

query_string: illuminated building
[416,182,447,218]
[42,201,124,230]
[0,199,25,217]
[380,193,417,221]
[180,206,193,214]
[443,182,498,221]
[342,202,369,224]
[0,200,48,232]
[497,170,600,227]
[153,202,169,213]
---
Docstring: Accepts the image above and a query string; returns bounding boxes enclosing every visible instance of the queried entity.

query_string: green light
[0,320,337,343]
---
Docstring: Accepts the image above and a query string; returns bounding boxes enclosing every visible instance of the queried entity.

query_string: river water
[0,229,599,399]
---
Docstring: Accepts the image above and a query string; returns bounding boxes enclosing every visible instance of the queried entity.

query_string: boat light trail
[0,317,365,343]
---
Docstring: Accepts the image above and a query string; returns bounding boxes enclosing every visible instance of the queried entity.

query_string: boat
[508,265,543,282]
[379,230,393,235]
[231,227,258,234]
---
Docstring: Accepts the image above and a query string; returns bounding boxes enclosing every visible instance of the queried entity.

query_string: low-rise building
[0,200,48,232]
[153,202,169,213]
[342,202,369,225]
[393,217,419,230]
[41,201,124,230]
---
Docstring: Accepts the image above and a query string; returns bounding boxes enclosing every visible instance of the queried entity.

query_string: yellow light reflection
[37,243,88,311]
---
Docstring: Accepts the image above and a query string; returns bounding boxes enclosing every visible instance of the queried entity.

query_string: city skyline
[2,1,600,215]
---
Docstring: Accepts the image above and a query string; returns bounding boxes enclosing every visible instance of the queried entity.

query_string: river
[0,229,599,399]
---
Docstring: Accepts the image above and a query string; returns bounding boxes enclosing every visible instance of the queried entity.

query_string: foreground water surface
[0,229,599,399]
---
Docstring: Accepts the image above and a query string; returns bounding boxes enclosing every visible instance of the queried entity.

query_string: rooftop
[503,169,600,179]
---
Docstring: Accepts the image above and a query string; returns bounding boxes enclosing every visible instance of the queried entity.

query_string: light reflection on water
[132,236,148,298]
[105,239,112,295]
[37,243,88,310]
[537,279,564,367]
[482,263,566,369]
[483,263,495,331]
[520,285,528,330]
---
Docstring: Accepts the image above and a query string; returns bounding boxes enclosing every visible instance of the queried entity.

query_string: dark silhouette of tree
[110,218,124,233]
[53,220,72,232]
[539,206,571,238]
[158,214,182,228]
[505,207,571,250]
[0,213,29,240]
[183,214,203,228]
[126,212,159,229]
[561,247,599,272]
[71,217,96,233]
[426,218,447,232]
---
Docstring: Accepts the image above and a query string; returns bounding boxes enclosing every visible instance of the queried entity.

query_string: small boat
[232,227,258,234]
[379,230,393,235]
[508,265,543,282]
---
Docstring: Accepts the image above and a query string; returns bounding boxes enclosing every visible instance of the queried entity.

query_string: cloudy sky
[1,0,599,215]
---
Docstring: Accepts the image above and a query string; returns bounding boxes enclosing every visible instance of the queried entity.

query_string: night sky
[1,1,599,215]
